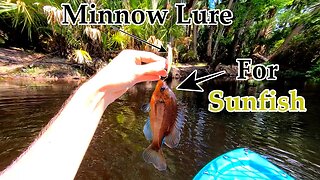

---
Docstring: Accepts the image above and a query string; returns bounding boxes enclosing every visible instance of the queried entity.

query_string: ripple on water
[0,81,319,179]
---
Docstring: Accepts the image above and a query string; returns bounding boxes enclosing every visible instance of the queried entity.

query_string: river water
[0,79,319,179]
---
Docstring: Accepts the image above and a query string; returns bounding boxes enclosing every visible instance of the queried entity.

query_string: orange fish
[142,80,185,171]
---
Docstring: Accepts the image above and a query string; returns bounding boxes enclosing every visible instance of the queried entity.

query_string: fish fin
[142,145,167,171]
[164,108,186,148]
[141,103,150,113]
[143,117,152,141]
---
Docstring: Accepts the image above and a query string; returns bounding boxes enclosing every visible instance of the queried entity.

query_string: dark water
[0,79,319,179]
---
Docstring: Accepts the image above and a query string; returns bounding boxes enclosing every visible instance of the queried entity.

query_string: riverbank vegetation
[0,0,319,81]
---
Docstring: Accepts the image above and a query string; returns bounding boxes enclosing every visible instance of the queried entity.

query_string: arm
[0,50,167,180]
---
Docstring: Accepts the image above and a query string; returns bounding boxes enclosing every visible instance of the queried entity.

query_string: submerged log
[214,63,238,77]
[252,53,269,62]
[170,65,208,80]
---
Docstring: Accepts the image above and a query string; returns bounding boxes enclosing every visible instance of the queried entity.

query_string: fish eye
[160,86,166,92]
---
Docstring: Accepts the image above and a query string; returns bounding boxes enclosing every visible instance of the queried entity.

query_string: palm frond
[73,49,92,64]
[0,1,17,14]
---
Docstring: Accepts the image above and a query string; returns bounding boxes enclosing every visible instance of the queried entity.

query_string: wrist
[83,75,113,107]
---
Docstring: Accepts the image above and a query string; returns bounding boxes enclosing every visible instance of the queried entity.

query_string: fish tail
[142,145,167,171]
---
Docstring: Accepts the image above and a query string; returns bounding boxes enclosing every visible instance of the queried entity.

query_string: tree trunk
[192,24,198,56]
[190,0,198,53]
[207,26,215,57]
[210,0,234,68]
[251,8,276,56]
[230,29,240,60]
[211,26,225,66]
[268,24,303,61]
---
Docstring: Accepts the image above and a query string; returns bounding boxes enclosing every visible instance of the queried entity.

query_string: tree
[210,0,234,67]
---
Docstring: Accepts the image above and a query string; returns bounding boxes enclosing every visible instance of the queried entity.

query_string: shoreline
[1,47,277,82]
[0,47,214,82]
[0,47,88,82]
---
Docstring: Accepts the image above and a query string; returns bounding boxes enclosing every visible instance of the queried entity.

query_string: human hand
[89,50,168,105]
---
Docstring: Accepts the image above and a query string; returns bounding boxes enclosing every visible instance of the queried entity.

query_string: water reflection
[0,79,319,179]
[0,80,79,170]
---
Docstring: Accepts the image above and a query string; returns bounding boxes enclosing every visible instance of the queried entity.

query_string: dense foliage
[0,0,319,81]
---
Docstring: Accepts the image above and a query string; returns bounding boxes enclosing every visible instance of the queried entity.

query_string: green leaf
[0,1,17,14]
[74,49,92,64]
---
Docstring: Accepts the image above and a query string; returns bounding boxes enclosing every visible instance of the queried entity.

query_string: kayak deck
[194,148,294,180]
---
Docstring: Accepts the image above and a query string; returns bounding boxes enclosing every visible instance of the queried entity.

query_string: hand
[89,50,168,104]
[0,50,167,179]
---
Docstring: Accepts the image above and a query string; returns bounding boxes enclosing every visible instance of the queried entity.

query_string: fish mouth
[158,99,165,103]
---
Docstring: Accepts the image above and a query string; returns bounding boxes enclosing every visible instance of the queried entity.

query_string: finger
[131,50,167,64]
[136,61,167,77]
[135,74,161,83]
[155,69,167,77]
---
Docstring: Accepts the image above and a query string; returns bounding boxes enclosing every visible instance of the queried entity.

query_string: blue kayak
[194,148,294,180]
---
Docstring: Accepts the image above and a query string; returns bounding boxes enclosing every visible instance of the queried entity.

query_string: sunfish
[142,80,185,171]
